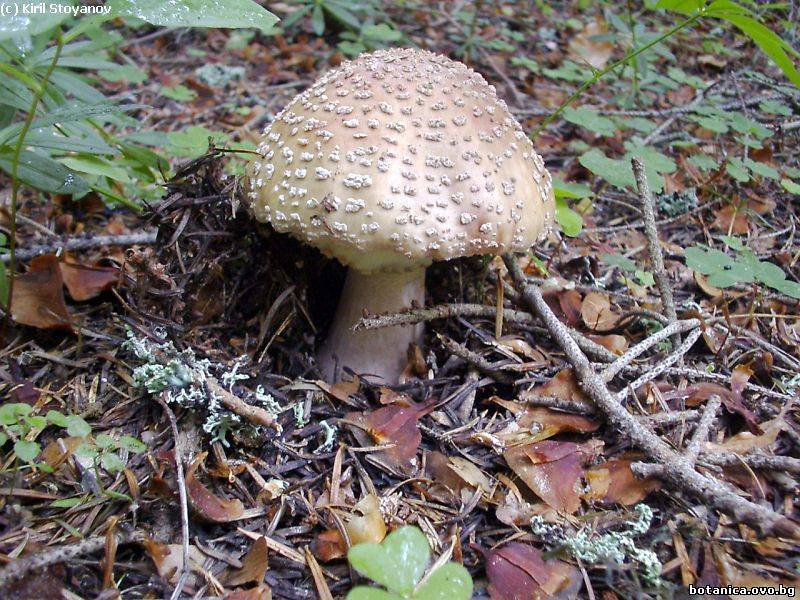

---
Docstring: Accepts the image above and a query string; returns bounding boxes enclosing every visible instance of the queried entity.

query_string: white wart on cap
[246,48,555,382]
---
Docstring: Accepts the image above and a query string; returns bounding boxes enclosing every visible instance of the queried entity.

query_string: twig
[631,158,679,340]
[3,232,159,262]
[437,334,514,385]
[685,395,722,464]
[701,451,800,476]
[205,379,280,430]
[504,253,798,538]
[0,531,146,588]
[155,395,190,600]
[618,328,703,400]
[601,319,700,382]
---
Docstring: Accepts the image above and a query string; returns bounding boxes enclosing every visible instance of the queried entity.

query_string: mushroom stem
[318,267,426,383]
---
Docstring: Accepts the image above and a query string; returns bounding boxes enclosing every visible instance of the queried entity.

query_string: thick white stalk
[318,267,425,383]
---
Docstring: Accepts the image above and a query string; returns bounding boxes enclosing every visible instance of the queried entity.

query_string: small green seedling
[686,236,800,298]
[347,526,473,600]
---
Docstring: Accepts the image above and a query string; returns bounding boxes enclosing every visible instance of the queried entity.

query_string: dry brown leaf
[224,586,272,600]
[427,451,493,498]
[581,292,619,331]
[10,254,72,330]
[60,260,118,301]
[312,529,347,562]
[143,539,205,586]
[529,368,593,408]
[583,459,661,505]
[710,416,786,454]
[504,439,603,513]
[586,334,628,355]
[226,537,268,587]
[568,20,614,68]
[185,452,245,522]
[344,494,386,546]
[517,407,600,437]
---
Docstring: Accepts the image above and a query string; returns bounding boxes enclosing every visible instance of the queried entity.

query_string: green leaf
[579,149,634,189]
[780,178,800,195]
[51,497,83,508]
[107,0,279,34]
[24,415,47,429]
[60,155,131,183]
[14,440,41,463]
[552,179,592,199]
[101,452,126,473]
[415,562,473,600]
[510,56,539,73]
[363,23,403,43]
[346,588,399,600]
[348,526,430,596]
[555,197,583,237]
[95,434,116,449]
[655,0,706,14]
[46,410,70,427]
[118,435,147,453]
[744,158,779,180]
[162,85,197,101]
[726,158,750,183]
[0,148,90,195]
[602,252,637,272]
[98,65,148,84]
[688,153,718,171]
[759,100,792,116]
[710,12,800,87]
[65,415,91,438]
[166,125,228,157]
[311,4,325,36]
[563,106,617,136]
[0,432,7,447]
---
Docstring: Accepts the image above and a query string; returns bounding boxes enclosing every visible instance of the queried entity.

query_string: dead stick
[632,158,680,345]
[3,232,158,262]
[437,334,514,385]
[685,395,722,464]
[206,379,279,430]
[504,253,798,538]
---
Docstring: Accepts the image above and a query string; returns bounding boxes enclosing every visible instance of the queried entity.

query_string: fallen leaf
[10,254,72,330]
[427,451,493,498]
[345,402,433,472]
[525,369,593,410]
[317,378,360,406]
[709,416,786,454]
[586,334,628,355]
[583,459,661,505]
[226,537,268,587]
[556,289,583,327]
[185,452,245,522]
[568,20,614,68]
[479,542,581,599]
[581,292,620,331]
[143,539,205,586]
[517,407,600,438]
[60,260,118,301]
[344,494,387,546]
[312,529,347,562]
[504,439,603,513]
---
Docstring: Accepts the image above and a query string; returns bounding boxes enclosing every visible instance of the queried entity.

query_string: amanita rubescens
[246,48,554,383]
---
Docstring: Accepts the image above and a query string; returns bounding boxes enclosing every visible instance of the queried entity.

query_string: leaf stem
[3,29,64,323]
[532,12,703,138]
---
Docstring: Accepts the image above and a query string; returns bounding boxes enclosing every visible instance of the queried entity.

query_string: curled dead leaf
[143,539,205,587]
[583,458,661,505]
[225,537,268,587]
[10,254,72,330]
[60,260,118,301]
[185,452,245,522]
[344,494,386,546]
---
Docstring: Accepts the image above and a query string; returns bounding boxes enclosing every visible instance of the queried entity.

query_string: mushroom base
[318,267,425,383]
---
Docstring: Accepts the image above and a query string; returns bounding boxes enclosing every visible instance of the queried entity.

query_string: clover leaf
[347,526,472,600]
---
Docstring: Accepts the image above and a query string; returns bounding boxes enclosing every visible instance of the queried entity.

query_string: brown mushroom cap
[245,47,554,273]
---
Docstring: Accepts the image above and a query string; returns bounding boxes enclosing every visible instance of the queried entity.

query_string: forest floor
[1,1,800,598]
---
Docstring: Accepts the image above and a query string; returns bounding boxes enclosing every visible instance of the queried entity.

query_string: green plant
[347,526,473,600]
[0,403,90,468]
[338,22,404,57]
[685,236,800,297]
[282,0,374,36]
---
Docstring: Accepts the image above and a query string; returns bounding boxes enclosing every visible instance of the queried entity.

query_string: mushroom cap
[245,47,554,273]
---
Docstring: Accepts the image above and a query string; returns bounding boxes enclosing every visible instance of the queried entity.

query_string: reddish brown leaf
[143,538,205,586]
[10,254,72,330]
[529,368,593,410]
[556,289,582,327]
[583,459,661,505]
[427,451,493,498]
[60,260,118,301]
[312,529,347,562]
[586,334,628,355]
[185,452,245,522]
[581,292,619,331]
[504,440,603,513]
[480,542,581,600]
[345,402,433,471]
[226,537,268,587]
[517,407,600,436]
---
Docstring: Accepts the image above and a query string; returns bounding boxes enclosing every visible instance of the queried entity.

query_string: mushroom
[245,48,554,383]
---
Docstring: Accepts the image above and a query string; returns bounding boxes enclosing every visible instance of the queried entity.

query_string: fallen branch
[632,158,679,346]
[206,379,280,430]
[504,253,798,538]
[437,334,514,385]
[3,231,159,262]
